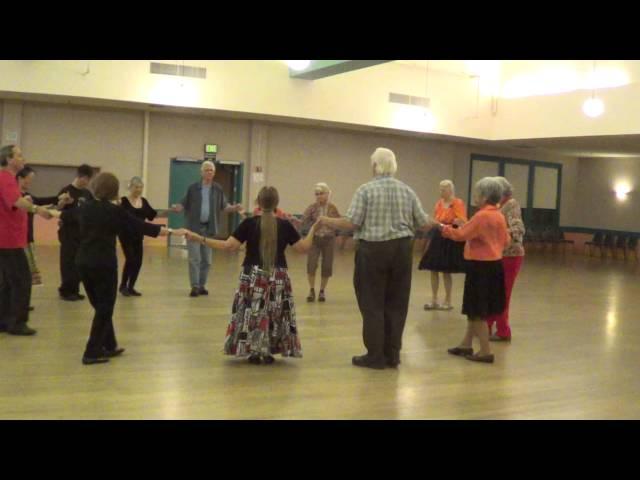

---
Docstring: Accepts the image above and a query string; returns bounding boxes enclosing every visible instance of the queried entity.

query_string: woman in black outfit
[53,173,184,365]
[118,176,157,297]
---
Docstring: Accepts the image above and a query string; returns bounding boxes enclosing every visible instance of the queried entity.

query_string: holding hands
[170,203,184,213]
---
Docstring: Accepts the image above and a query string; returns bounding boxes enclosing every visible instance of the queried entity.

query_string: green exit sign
[205,144,217,154]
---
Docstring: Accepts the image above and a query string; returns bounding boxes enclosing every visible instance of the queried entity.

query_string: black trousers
[78,265,118,358]
[353,237,413,362]
[0,249,32,330]
[59,229,82,296]
[120,236,144,289]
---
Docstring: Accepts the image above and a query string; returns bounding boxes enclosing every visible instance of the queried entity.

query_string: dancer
[57,164,95,301]
[441,177,509,364]
[53,172,184,364]
[184,186,319,365]
[419,180,467,311]
[118,176,158,297]
[17,166,71,285]
[301,182,341,302]
[486,176,525,341]
[318,148,432,369]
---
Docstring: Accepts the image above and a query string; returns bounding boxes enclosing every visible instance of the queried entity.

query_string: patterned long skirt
[224,266,302,358]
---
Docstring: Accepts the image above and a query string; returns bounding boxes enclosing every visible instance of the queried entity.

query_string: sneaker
[190,287,200,297]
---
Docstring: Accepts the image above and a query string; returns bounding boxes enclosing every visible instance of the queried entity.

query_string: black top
[22,192,59,243]
[61,198,161,269]
[232,216,301,269]
[57,184,94,235]
[119,196,158,243]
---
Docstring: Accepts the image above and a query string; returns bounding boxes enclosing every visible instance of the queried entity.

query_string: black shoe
[0,324,8,333]
[263,355,275,365]
[190,287,200,297]
[61,293,84,301]
[352,354,386,370]
[82,356,110,365]
[248,354,262,365]
[385,357,401,368]
[128,288,142,297]
[119,286,131,297]
[198,287,209,296]
[8,325,37,336]
[103,348,125,358]
[28,306,35,311]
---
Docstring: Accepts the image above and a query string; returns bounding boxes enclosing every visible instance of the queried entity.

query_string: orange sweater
[434,198,467,224]
[441,205,510,261]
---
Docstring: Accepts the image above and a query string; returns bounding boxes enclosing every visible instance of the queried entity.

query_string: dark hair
[257,186,280,272]
[17,166,35,179]
[0,145,16,167]
[91,172,119,201]
[77,164,94,179]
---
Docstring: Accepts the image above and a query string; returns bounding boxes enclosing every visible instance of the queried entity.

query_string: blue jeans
[187,225,213,288]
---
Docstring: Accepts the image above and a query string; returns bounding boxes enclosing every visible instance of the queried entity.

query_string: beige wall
[4,99,585,230]
[572,157,640,231]
[146,113,251,207]
[21,103,144,194]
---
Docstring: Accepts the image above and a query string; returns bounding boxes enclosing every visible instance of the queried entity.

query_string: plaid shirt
[345,175,429,241]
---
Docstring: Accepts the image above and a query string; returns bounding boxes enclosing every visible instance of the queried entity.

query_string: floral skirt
[224,266,302,358]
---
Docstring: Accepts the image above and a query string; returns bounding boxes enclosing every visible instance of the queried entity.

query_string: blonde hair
[257,186,280,273]
[371,148,397,176]
[314,182,331,194]
[439,179,455,196]
[201,160,216,172]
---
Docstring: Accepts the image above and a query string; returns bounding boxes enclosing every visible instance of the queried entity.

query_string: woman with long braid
[185,186,319,365]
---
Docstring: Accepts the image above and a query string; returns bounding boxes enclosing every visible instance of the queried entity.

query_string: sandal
[318,290,326,302]
[424,302,440,310]
[307,289,316,302]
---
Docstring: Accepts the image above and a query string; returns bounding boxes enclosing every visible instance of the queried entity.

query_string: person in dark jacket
[170,161,243,297]
[17,166,72,285]
[53,172,185,365]
[118,176,157,297]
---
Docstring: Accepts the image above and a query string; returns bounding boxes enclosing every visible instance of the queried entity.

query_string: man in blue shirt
[172,161,242,297]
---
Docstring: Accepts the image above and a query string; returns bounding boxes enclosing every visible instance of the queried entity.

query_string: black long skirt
[461,260,506,318]
[418,228,467,273]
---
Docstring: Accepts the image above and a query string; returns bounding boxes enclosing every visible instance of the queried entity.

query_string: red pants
[486,256,523,338]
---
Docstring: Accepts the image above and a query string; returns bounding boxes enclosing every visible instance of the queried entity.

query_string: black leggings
[119,236,144,290]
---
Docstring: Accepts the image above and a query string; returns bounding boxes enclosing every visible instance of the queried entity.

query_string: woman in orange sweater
[419,180,467,310]
[439,177,510,363]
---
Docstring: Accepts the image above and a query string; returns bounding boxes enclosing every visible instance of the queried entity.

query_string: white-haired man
[171,161,243,297]
[319,148,433,369]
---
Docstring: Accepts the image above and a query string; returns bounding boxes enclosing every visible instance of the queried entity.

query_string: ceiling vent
[389,92,430,108]
[150,62,206,79]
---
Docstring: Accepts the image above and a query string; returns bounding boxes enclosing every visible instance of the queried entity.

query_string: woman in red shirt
[419,180,467,310]
[440,177,510,363]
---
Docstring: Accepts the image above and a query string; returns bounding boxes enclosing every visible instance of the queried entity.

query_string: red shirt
[0,169,27,249]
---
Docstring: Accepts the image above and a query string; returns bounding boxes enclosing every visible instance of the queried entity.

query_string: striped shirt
[345,175,430,242]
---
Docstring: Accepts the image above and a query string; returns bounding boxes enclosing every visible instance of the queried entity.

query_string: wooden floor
[1,244,640,419]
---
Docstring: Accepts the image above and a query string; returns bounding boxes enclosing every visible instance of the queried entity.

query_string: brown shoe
[465,353,495,363]
[447,346,474,357]
[490,334,511,342]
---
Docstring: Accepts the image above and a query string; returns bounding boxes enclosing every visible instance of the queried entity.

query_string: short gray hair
[371,147,397,176]
[201,160,216,172]
[439,179,455,195]
[493,176,513,197]
[128,176,144,189]
[315,182,331,194]
[475,176,503,205]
